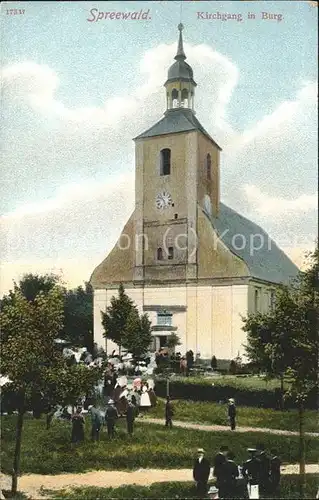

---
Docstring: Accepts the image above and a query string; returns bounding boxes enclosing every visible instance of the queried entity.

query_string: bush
[154,376,317,409]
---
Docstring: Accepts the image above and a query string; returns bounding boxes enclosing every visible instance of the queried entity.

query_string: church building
[90,25,299,360]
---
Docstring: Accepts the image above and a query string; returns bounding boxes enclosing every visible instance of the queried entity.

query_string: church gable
[90,212,135,288]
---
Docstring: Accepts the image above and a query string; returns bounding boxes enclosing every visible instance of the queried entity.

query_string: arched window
[172,88,179,108]
[168,246,174,260]
[181,89,188,108]
[206,153,211,180]
[157,248,163,260]
[160,148,171,176]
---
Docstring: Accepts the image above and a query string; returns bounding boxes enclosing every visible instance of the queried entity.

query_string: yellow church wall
[93,283,250,359]
[231,285,250,359]
[186,286,198,353]
[139,134,188,222]
[195,286,213,358]
[248,282,275,315]
[197,133,220,216]
[197,208,250,279]
[212,286,232,358]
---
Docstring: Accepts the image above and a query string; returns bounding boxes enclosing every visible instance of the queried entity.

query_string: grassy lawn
[146,398,318,433]
[41,475,319,499]
[1,415,318,475]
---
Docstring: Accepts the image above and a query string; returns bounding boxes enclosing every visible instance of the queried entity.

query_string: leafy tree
[62,282,93,350]
[243,247,319,499]
[0,273,60,321]
[17,273,61,302]
[101,283,135,354]
[0,283,102,495]
[166,332,181,350]
[121,310,152,359]
[1,274,94,350]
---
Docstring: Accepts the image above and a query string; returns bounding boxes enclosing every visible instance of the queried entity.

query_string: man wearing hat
[126,400,136,436]
[193,448,211,497]
[213,445,228,490]
[105,399,118,438]
[218,451,239,499]
[228,398,236,430]
[243,448,261,499]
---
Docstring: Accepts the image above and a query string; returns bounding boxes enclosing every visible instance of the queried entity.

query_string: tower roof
[175,23,186,60]
[165,24,196,86]
[133,107,221,150]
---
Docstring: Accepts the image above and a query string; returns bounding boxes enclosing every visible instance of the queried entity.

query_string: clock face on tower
[156,190,173,210]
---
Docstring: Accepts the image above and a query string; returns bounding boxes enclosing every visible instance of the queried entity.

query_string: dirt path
[141,417,319,437]
[1,465,318,499]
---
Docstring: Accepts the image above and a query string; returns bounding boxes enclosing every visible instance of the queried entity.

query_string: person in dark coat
[71,407,85,443]
[165,396,174,428]
[228,398,236,430]
[148,387,157,407]
[242,448,261,498]
[126,400,136,435]
[257,442,271,493]
[193,448,211,497]
[211,355,217,371]
[213,445,228,489]
[103,370,113,397]
[105,399,118,438]
[218,451,239,499]
[269,449,281,496]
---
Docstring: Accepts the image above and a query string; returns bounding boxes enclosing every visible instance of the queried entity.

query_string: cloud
[0,173,135,263]
[243,184,317,216]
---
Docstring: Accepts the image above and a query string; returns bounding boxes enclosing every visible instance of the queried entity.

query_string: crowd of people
[193,444,281,499]
[64,373,158,443]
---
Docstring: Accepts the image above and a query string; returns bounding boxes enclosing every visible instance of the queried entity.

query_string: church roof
[133,108,222,150]
[210,203,299,285]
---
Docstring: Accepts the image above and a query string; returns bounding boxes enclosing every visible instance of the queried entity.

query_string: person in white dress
[139,384,151,416]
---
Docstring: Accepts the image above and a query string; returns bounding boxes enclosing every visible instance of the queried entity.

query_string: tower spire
[175,23,186,60]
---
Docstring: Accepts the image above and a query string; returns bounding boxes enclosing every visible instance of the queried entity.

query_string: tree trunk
[11,409,25,495]
[280,374,285,410]
[299,402,306,499]
[46,409,55,430]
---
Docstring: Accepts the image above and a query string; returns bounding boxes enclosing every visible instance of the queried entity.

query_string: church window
[160,148,171,176]
[157,311,172,326]
[172,88,179,108]
[181,88,189,108]
[206,153,211,180]
[168,246,174,259]
[254,288,260,312]
[157,247,163,260]
[270,290,275,311]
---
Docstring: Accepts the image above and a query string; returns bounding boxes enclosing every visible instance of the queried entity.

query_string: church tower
[90,25,299,359]
[133,24,221,285]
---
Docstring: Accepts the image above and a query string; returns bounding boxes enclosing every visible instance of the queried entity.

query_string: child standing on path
[165,396,174,428]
